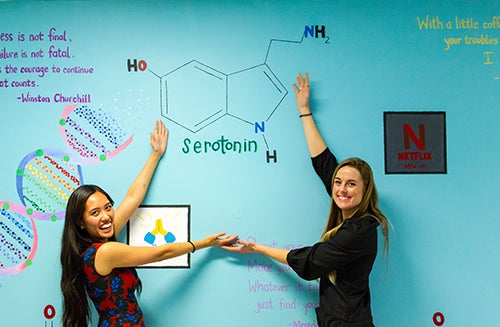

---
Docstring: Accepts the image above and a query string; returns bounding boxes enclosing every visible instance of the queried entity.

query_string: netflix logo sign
[384,112,447,174]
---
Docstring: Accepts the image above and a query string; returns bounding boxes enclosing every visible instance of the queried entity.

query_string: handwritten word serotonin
[182,136,257,155]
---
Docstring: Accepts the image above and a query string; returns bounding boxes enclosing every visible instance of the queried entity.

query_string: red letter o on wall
[44,304,56,319]
[433,312,445,326]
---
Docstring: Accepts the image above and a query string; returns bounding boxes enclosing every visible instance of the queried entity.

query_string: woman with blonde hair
[223,73,389,327]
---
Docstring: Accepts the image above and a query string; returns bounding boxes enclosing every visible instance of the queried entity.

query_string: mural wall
[0,1,499,326]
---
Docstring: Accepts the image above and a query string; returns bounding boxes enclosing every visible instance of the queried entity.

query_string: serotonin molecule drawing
[127,25,330,163]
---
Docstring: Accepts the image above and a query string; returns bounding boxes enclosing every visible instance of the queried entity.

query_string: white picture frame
[127,205,191,268]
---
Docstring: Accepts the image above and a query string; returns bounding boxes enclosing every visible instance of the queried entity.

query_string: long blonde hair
[320,158,389,283]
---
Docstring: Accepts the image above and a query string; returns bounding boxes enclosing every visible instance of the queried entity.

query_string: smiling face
[81,191,115,241]
[332,165,365,219]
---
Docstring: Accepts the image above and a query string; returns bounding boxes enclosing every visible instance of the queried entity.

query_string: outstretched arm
[95,232,239,275]
[293,72,327,158]
[114,120,168,234]
[222,240,290,265]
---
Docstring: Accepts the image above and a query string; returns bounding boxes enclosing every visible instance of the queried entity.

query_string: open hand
[221,240,258,254]
[293,72,310,114]
[150,120,168,156]
[205,232,239,247]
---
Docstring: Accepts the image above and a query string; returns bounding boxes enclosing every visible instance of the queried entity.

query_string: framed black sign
[384,112,447,174]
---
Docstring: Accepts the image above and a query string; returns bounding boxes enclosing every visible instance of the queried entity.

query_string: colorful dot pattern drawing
[0,202,38,276]
[59,104,133,164]
[0,104,133,276]
[16,149,84,220]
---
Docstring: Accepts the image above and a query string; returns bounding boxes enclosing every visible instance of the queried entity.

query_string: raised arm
[114,120,168,234]
[293,72,327,158]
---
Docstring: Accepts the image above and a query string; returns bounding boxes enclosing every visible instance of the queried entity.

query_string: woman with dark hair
[60,120,237,327]
[223,73,389,326]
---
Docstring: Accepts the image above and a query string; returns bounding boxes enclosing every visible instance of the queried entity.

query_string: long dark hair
[60,184,115,327]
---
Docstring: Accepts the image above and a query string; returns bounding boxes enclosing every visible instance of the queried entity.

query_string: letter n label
[403,124,426,150]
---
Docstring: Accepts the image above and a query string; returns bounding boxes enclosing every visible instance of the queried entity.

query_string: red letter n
[403,124,426,150]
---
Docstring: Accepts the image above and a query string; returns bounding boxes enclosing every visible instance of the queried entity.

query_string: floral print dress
[82,243,145,327]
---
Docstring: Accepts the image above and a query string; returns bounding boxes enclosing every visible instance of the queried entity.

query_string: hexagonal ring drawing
[162,60,227,133]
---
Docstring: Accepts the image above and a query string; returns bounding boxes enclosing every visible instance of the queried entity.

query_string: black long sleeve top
[286,148,378,327]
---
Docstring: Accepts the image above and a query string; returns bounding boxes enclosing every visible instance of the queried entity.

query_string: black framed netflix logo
[384,112,447,174]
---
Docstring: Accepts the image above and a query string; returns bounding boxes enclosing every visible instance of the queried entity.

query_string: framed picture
[127,205,191,268]
[384,111,447,174]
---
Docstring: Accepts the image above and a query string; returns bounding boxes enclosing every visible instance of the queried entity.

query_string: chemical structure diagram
[127,25,330,163]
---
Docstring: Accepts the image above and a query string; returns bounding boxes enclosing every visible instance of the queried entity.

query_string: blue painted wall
[0,1,499,326]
